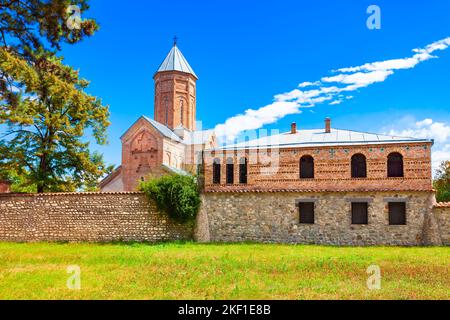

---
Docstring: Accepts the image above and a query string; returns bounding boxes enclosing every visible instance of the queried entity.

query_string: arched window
[300,155,314,179]
[226,157,234,184]
[351,153,367,178]
[388,152,404,177]
[239,157,248,184]
[164,96,169,126]
[213,158,221,184]
[179,97,184,126]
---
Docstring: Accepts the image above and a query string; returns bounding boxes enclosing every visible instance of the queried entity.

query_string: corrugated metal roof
[142,116,183,142]
[155,44,197,78]
[212,128,432,151]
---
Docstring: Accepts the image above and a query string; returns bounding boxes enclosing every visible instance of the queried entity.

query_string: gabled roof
[155,44,198,79]
[212,128,433,151]
[99,165,122,188]
[120,116,182,142]
[121,116,214,146]
[142,116,183,142]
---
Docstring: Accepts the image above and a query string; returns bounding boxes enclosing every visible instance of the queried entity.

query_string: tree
[0,48,110,192]
[0,0,98,53]
[140,174,201,225]
[0,1,110,192]
[433,160,450,202]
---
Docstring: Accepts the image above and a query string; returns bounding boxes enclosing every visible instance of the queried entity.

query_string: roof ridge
[155,45,197,78]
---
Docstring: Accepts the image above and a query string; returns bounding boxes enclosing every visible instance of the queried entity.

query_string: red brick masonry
[204,142,433,192]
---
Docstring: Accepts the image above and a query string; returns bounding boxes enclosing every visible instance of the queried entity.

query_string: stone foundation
[0,192,191,242]
[197,191,445,246]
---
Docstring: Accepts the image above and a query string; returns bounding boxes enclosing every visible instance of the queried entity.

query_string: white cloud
[322,70,394,89]
[384,118,450,174]
[214,101,300,139]
[329,100,342,105]
[215,37,450,141]
[298,81,320,88]
[387,118,450,144]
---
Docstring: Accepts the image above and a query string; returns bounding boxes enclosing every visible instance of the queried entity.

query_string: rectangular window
[389,202,406,225]
[212,162,221,184]
[351,202,368,224]
[226,163,234,184]
[299,202,314,224]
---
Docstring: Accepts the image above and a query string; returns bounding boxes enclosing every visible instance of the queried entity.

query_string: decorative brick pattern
[196,191,445,246]
[0,192,191,242]
[154,71,197,131]
[203,143,433,192]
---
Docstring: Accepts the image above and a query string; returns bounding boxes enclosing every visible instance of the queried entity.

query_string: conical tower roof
[155,43,197,79]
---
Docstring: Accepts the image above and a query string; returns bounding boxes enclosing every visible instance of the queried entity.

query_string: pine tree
[0,1,110,192]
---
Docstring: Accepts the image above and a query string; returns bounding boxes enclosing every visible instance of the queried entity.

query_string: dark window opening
[388,152,404,177]
[239,157,248,184]
[351,202,368,224]
[389,202,406,225]
[212,158,221,184]
[351,154,367,178]
[300,156,314,179]
[299,202,315,224]
[226,158,234,184]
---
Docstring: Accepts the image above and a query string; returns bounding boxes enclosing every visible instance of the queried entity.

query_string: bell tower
[153,39,198,131]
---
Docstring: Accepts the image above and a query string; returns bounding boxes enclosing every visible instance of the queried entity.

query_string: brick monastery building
[99,42,449,246]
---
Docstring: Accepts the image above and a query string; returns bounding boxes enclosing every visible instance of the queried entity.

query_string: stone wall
[197,191,444,246]
[433,203,450,245]
[0,192,191,242]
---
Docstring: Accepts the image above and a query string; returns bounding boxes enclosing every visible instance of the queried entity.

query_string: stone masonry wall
[433,205,450,245]
[197,191,443,246]
[0,192,191,242]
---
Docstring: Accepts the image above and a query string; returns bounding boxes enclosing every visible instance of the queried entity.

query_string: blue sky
[59,0,450,169]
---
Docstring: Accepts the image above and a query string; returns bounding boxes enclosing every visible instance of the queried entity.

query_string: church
[97,41,449,246]
[100,41,217,191]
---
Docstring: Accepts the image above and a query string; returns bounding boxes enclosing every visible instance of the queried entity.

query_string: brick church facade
[100,42,217,191]
[99,42,448,246]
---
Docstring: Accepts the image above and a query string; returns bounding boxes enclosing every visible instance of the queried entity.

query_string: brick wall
[0,192,191,242]
[196,191,445,246]
[121,118,165,191]
[0,181,10,193]
[203,142,433,192]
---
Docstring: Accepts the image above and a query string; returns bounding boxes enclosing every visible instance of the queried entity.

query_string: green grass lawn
[0,242,448,300]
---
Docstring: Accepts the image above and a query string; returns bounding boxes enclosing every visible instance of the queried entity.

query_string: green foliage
[0,48,110,192]
[140,174,201,225]
[433,161,450,202]
[0,168,37,193]
[0,1,110,193]
[0,0,99,54]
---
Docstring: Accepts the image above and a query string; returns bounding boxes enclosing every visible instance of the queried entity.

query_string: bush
[140,174,201,224]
